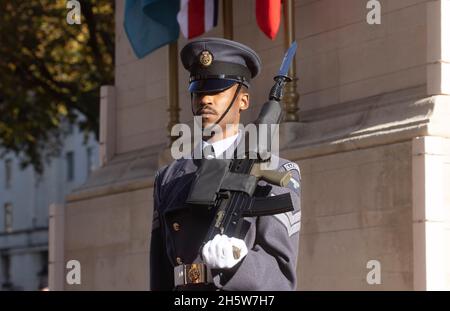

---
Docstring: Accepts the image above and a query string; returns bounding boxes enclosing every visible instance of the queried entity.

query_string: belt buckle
[174,263,210,286]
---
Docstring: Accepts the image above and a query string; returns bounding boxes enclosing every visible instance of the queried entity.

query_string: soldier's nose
[199,95,214,105]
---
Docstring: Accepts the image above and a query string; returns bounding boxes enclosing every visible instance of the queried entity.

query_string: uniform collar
[202,132,240,159]
[188,130,242,159]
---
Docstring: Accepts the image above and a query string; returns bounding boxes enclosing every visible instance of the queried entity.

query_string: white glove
[202,234,248,269]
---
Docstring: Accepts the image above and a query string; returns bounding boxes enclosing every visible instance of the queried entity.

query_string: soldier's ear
[239,92,249,112]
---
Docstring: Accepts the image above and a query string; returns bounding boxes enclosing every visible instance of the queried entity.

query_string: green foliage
[0,0,114,174]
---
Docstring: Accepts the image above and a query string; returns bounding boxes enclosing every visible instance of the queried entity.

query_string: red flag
[256,0,282,40]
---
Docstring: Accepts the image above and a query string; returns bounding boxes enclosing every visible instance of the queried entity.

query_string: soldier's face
[192,84,249,138]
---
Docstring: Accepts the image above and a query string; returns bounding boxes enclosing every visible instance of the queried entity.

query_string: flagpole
[223,0,233,40]
[282,0,299,122]
[168,41,180,143]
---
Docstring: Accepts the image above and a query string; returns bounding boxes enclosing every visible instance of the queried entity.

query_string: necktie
[203,144,215,159]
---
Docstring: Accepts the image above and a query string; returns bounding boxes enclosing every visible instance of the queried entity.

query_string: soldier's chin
[202,122,217,133]
[202,121,223,138]
[201,115,218,129]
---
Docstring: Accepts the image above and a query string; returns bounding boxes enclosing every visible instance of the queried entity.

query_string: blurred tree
[0,0,114,173]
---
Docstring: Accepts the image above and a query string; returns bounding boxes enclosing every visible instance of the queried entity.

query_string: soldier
[150,37,301,291]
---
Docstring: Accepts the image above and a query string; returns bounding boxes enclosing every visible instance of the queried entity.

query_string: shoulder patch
[288,177,300,190]
[282,162,300,175]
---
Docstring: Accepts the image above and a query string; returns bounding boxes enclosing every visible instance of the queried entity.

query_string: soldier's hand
[202,234,248,269]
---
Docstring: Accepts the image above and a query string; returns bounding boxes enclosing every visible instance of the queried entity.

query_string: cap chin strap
[191,83,243,138]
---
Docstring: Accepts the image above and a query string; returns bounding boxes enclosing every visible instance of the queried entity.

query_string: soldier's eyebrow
[206,91,222,96]
[193,90,223,97]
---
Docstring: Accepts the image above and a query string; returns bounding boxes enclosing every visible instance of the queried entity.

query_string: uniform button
[176,257,183,265]
[172,222,180,231]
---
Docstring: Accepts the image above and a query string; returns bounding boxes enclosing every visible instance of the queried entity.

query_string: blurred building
[56,0,450,290]
[0,122,98,290]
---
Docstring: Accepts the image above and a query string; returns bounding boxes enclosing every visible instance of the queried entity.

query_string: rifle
[186,42,298,246]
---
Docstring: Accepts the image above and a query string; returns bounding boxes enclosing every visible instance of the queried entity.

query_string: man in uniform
[150,37,301,291]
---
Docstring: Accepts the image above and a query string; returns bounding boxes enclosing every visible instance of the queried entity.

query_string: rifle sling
[220,172,257,196]
[186,159,230,205]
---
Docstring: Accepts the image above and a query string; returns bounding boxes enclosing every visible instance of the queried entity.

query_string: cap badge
[199,50,213,67]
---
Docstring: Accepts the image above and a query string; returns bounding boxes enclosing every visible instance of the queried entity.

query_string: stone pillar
[284,0,450,290]
[99,85,116,167]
